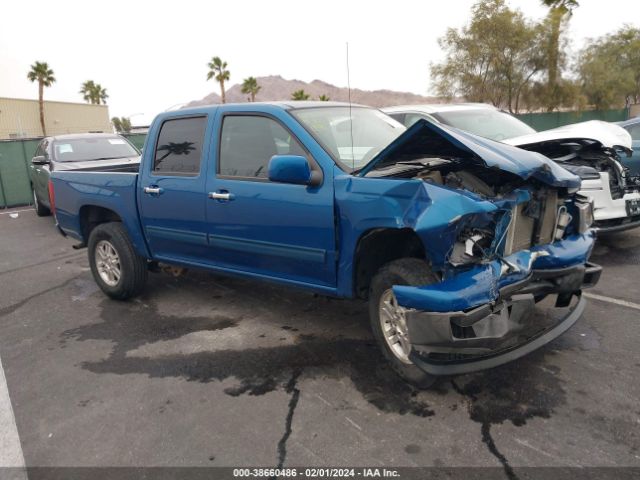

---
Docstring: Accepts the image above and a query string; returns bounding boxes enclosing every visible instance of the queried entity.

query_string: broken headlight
[449,229,494,266]
[554,206,572,240]
[575,198,594,233]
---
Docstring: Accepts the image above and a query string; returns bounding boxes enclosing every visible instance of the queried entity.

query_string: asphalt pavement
[0,207,639,478]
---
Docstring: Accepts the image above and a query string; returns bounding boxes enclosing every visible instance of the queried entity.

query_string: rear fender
[51,173,150,258]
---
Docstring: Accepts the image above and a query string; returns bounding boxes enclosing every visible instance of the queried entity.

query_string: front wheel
[33,189,50,217]
[88,222,148,300]
[369,258,439,389]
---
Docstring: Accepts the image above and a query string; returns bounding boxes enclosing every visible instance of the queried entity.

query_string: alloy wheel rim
[95,240,121,287]
[379,289,412,364]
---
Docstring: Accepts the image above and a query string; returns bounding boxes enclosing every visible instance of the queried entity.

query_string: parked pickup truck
[51,102,601,387]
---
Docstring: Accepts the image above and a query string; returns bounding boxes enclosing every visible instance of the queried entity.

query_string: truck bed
[50,170,145,253]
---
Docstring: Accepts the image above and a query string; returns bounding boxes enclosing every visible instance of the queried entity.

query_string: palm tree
[241,77,261,102]
[318,94,330,101]
[112,117,123,132]
[207,57,230,103]
[27,61,56,136]
[112,117,131,133]
[80,80,96,103]
[80,81,109,105]
[291,89,310,101]
[541,0,579,110]
[93,84,108,105]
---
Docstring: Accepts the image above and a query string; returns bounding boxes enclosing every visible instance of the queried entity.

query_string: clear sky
[1,0,637,124]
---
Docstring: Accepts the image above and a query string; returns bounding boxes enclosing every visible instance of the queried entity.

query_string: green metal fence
[121,133,147,151]
[515,108,629,131]
[0,138,40,208]
[0,134,148,209]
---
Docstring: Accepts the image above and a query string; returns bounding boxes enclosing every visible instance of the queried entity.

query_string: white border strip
[583,292,640,311]
[0,209,33,216]
[0,355,26,473]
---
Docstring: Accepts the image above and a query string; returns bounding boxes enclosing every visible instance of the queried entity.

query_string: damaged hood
[358,119,580,188]
[503,120,632,151]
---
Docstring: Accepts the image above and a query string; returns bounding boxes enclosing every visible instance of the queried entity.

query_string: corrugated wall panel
[0,97,111,139]
[0,140,35,207]
[515,108,629,131]
[121,133,147,151]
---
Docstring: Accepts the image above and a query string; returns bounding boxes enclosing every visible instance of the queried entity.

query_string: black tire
[33,189,50,217]
[369,258,439,389]
[88,222,148,300]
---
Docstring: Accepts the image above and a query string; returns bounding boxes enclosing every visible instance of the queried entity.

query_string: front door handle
[208,191,235,201]
[144,186,164,195]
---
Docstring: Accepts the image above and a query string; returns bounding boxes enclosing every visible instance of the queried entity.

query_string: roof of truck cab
[382,103,497,114]
[176,101,367,114]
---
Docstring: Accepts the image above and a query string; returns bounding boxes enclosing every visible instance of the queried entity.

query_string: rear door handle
[144,186,164,195]
[208,191,235,201]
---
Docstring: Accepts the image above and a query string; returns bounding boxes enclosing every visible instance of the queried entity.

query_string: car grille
[503,190,560,256]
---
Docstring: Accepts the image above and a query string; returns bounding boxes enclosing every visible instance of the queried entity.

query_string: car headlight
[576,199,594,233]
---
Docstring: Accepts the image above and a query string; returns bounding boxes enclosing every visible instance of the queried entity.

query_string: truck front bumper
[580,174,640,233]
[392,233,601,375]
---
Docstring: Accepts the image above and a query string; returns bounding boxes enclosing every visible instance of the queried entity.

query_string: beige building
[0,97,112,139]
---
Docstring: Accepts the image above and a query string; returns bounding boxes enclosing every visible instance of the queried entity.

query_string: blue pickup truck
[50,102,601,387]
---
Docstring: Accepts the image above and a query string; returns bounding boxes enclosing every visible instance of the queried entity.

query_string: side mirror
[268,155,321,186]
[32,155,49,165]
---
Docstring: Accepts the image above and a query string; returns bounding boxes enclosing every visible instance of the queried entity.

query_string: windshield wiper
[83,155,134,161]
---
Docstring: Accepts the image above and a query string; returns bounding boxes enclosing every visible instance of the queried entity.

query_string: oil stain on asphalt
[449,355,567,480]
[62,296,436,417]
[59,275,576,472]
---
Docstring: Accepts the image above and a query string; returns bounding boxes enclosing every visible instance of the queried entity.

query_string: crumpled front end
[393,231,601,375]
[342,117,602,375]
[386,173,601,375]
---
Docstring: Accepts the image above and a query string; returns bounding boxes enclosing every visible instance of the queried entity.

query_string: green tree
[93,84,108,105]
[80,80,96,103]
[578,26,640,109]
[291,89,310,101]
[27,61,56,136]
[541,0,579,110]
[241,76,261,102]
[318,94,330,101]
[207,57,230,103]
[80,80,109,105]
[112,116,131,133]
[430,0,546,113]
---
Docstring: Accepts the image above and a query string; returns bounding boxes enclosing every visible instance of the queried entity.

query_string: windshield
[291,107,406,170]
[52,136,139,162]
[433,109,536,141]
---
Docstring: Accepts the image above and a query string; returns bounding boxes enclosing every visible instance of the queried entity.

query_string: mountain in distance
[186,75,443,108]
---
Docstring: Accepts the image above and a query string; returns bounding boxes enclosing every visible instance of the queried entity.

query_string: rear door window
[153,116,207,176]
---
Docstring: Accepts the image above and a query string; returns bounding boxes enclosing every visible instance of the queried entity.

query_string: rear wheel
[33,189,50,217]
[369,258,439,389]
[88,222,148,300]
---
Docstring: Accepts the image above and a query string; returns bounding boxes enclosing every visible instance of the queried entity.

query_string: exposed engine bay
[367,157,584,269]
[517,139,640,200]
